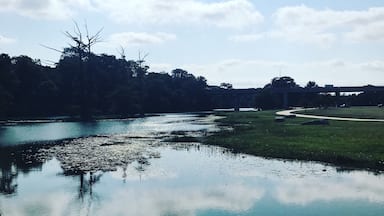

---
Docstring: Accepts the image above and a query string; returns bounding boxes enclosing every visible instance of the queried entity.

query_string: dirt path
[276,108,384,122]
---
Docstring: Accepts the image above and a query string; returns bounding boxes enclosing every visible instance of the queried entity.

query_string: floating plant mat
[3,113,223,174]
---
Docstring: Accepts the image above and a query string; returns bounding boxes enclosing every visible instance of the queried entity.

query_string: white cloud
[108,32,176,47]
[0,0,84,19]
[0,34,16,44]
[345,21,384,42]
[229,33,265,42]
[271,5,384,45]
[93,0,263,28]
[0,0,263,27]
[359,61,384,72]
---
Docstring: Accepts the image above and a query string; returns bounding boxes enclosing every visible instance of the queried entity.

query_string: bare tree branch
[117,46,126,59]
[43,21,103,63]
[74,21,82,42]
[40,44,63,53]
[137,50,149,66]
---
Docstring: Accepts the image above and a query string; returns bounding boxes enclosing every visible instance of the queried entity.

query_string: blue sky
[1,0,384,88]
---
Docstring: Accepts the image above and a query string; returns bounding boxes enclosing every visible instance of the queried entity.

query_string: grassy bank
[205,110,384,170]
[296,106,384,119]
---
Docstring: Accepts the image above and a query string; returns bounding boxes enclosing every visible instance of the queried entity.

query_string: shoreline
[204,110,384,172]
[2,110,383,172]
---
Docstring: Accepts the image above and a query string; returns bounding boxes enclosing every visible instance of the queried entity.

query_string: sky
[1,0,384,88]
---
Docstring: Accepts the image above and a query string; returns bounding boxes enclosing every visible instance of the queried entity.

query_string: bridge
[208,87,260,110]
[209,85,384,110]
[271,85,384,108]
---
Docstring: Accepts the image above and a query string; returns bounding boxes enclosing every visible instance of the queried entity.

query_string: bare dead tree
[69,22,102,120]
[84,23,103,57]
[117,46,126,60]
[137,50,149,68]
[136,50,149,116]
[43,21,103,120]
[64,22,103,60]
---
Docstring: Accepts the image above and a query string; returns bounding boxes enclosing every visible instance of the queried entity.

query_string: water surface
[0,114,214,146]
[0,114,383,216]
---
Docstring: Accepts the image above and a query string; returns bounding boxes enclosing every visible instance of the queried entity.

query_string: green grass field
[205,110,384,170]
[296,106,384,119]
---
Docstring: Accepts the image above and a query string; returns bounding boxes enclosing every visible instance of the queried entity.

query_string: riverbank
[205,110,384,171]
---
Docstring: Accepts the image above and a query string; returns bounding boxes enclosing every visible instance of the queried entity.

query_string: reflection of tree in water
[0,136,160,195]
[53,171,104,216]
[135,157,150,172]
[0,144,49,195]
[0,163,17,195]
[77,172,103,200]
[133,157,150,182]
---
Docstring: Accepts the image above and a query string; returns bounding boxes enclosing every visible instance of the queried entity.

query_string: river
[0,113,383,216]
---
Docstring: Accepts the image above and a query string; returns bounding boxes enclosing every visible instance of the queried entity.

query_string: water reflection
[0,120,134,146]
[0,145,49,195]
[0,165,17,195]
[275,172,384,205]
[0,149,265,216]
[1,145,384,216]
[0,113,220,146]
[93,184,264,216]
[0,113,220,195]
[1,113,384,215]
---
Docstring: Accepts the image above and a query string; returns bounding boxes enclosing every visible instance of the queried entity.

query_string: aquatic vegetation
[14,114,221,174]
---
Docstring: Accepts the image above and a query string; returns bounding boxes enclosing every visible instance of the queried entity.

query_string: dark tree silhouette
[271,76,298,88]
[305,81,318,88]
[63,22,103,120]
[0,54,17,118]
[2,43,383,119]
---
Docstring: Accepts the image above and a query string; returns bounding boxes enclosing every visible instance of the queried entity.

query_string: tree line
[0,51,212,120]
[1,52,383,120]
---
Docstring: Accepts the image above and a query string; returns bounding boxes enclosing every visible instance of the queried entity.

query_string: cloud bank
[231,5,384,45]
[0,0,92,19]
[108,32,176,47]
[0,34,16,45]
[0,0,263,28]
[93,0,263,28]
